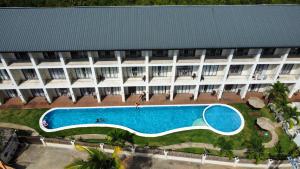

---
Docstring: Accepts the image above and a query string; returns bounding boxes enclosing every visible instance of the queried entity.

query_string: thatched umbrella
[248,97,265,109]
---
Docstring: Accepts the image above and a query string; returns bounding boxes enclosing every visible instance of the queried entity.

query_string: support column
[116,51,125,102]
[58,52,76,102]
[144,52,150,101]
[289,81,300,98]
[0,53,26,103]
[88,52,101,103]
[29,53,52,103]
[273,48,290,81]
[194,50,206,100]
[170,50,178,101]
[217,49,234,100]
[240,49,262,99]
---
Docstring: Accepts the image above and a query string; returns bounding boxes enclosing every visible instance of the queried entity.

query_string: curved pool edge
[202,104,245,136]
[39,104,244,137]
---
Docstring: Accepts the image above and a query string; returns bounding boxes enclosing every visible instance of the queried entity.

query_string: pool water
[41,104,244,136]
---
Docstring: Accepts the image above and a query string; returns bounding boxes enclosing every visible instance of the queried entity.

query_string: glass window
[152,50,168,57]
[98,51,115,58]
[43,52,59,60]
[262,48,275,56]
[125,50,141,58]
[22,69,38,80]
[234,49,249,56]
[229,65,244,75]
[70,51,87,59]
[202,65,219,76]
[280,64,294,75]
[15,52,30,61]
[177,66,193,76]
[206,49,222,56]
[289,48,300,55]
[179,49,195,57]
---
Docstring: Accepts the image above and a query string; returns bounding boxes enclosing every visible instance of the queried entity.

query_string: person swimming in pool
[96,118,105,123]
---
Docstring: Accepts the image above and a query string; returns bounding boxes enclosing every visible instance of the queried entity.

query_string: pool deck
[1,92,300,109]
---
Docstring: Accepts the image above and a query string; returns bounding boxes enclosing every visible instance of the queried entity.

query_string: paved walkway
[256,117,279,148]
[0,122,39,136]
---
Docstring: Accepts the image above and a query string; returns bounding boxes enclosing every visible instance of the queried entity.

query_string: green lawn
[0,103,295,153]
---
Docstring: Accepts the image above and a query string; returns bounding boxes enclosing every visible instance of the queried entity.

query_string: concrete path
[256,117,279,148]
[0,122,39,136]
[68,134,107,140]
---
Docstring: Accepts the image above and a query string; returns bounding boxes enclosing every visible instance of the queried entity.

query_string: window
[175,85,194,94]
[4,90,17,98]
[262,48,275,56]
[229,65,244,75]
[80,88,95,96]
[43,52,59,60]
[234,49,249,56]
[179,49,195,57]
[152,50,169,57]
[289,48,300,56]
[177,66,193,76]
[125,50,141,58]
[15,52,30,61]
[206,49,222,56]
[254,64,269,74]
[55,88,69,96]
[49,69,65,79]
[31,89,45,97]
[152,66,170,77]
[99,67,118,78]
[98,51,115,58]
[126,67,144,77]
[280,64,294,75]
[202,65,219,76]
[22,69,38,80]
[70,51,87,59]
[199,85,218,92]
[0,69,10,80]
[74,68,92,79]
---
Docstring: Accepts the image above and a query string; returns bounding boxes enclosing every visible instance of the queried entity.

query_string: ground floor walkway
[14,144,286,169]
[2,91,297,109]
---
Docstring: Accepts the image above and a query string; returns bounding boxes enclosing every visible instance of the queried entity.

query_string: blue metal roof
[0,5,299,52]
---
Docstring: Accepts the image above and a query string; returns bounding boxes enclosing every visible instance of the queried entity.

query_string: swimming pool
[40,104,244,137]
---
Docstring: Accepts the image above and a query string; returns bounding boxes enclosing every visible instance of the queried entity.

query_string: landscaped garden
[0,102,297,162]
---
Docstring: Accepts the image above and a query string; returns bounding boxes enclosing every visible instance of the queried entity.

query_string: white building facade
[0,6,299,104]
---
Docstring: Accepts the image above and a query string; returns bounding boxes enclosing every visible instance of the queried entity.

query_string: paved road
[13,144,279,169]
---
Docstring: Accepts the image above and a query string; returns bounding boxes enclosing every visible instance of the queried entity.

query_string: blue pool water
[203,105,242,133]
[42,104,243,135]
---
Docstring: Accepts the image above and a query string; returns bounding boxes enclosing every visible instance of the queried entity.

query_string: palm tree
[214,137,234,159]
[246,136,265,163]
[106,129,134,146]
[266,81,289,104]
[65,145,124,169]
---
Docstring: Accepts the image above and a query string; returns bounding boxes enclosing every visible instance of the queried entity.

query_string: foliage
[106,129,134,146]
[245,135,265,163]
[214,137,234,159]
[0,0,299,7]
[266,81,289,105]
[65,145,117,169]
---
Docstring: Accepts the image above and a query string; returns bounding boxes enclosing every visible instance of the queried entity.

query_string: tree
[246,136,265,163]
[266,81,289,105]
[65,145,124,169]
[214,137,234,159]
[106,129,134,146]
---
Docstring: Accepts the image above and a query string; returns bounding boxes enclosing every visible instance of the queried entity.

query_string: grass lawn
[0,103,296,152]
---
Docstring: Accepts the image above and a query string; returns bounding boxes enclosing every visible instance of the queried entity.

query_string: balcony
[175,76,197,85]
[122,58,145,66]
[251,74,275,83]
[277,74,299,83]
[286,55,300,62]
[8,60,33,69]
[226,75,249,84]
[72,79,94,88]
[259,55,282,62]
[0,80,14,89]
[37,59,62,68]
[177,56,201,65]
[18,79,43,89]
[204,56,227,64]
[149,76,172,86]
[66,59,90,67]
[149,57,173,66]
[98,78,121,87]
[123,77,146,86]
[201,75,224,84]
[45,79,69,88]
[94,58,118,67]
[232,55,255,63]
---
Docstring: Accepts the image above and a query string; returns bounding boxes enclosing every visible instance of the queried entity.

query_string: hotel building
[0,5,299,104]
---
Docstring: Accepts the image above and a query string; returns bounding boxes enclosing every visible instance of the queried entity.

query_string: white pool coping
[39,104,245,137]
